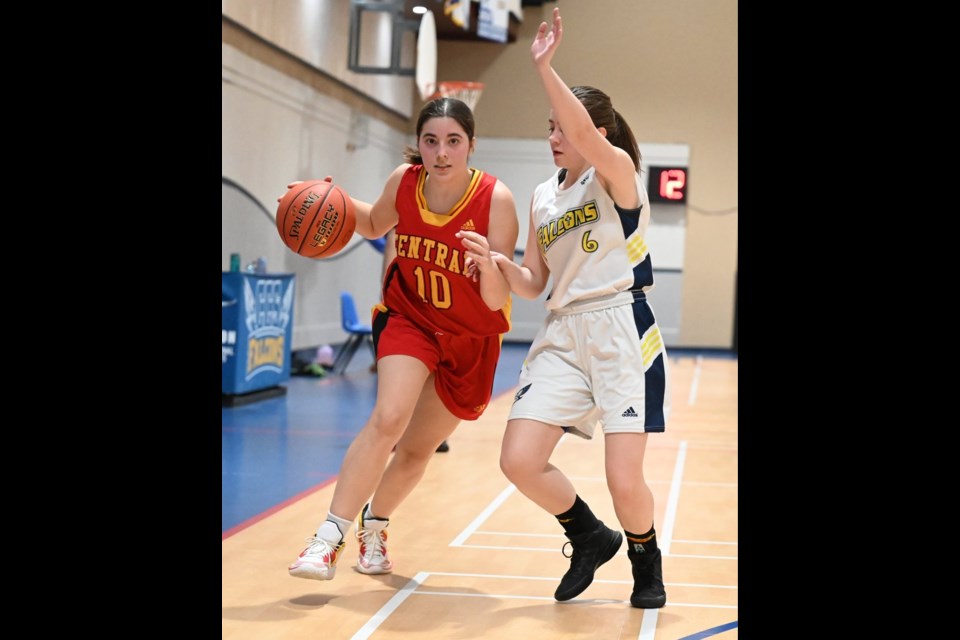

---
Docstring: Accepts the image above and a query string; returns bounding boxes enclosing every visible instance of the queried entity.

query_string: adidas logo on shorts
[621,406,638,417]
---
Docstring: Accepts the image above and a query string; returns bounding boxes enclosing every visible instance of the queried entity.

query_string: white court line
[680,481,738,487]
[639,439,688,640]
[569,476,737,488]
[350,571,428,640]
[409,591,736,609]
[429,571,737,590]
[472,530,567,539]
[455,543,574,553]
[474,531,738,546]
[413,590,559,602]
[687,354,702,405]
[450,484,516,547]
[354,570,736,634]
[454,544,736,560]
[660,440,687,556]
[429,571,566,582]
[661,582,738,590]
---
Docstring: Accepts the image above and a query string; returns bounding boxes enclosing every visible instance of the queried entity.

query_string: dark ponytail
[570,86,641,171]
[610,109,640,171]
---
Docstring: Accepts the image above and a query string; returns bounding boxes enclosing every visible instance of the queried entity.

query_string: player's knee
[392,441,434,467]
[499,450,530,484]
[367,408,409,441]
[606,474,650,507]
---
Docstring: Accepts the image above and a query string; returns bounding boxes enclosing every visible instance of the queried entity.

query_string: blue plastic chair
[331,291,375,374]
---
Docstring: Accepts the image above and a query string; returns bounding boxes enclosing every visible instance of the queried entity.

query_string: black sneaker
[629,547,666,608]
[554,523,623,601]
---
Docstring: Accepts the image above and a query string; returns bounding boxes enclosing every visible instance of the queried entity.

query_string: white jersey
[531,167,654,311]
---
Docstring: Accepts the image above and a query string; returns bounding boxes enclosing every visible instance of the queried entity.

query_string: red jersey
[382,164,512,338]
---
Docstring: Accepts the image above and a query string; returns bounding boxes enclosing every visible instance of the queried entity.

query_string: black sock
[625,526,658,557]
[554,495,601,535]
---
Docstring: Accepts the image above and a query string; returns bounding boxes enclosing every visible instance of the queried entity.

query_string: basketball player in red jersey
[285,97,519,582]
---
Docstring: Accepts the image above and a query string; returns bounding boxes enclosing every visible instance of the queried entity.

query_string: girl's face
[546,110,586,171]
[418,117,474,177]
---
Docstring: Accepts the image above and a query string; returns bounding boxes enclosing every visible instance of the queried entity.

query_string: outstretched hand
[276,176,333,203]
[531,6,562,67]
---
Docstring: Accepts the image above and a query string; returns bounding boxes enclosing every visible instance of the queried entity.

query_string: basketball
[276,180,356,259]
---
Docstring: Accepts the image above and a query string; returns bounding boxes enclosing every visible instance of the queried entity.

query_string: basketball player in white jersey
[468,7,670,608]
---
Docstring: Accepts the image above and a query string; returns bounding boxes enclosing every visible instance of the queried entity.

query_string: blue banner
[222,272,295,395]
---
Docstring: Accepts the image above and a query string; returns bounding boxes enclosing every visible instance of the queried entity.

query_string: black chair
[331,291,375,374]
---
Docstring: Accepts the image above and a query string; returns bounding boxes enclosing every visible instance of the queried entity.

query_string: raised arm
[531,8,638,206]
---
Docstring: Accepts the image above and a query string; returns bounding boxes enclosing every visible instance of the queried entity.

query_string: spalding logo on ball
[277,180,356,259]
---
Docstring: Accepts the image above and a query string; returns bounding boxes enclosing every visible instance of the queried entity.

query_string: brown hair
[403,97,476,165]
[571,86,641,171]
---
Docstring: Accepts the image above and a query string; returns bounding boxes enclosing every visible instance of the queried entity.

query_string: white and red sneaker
[288,535,345,581]
[355,513,393,575]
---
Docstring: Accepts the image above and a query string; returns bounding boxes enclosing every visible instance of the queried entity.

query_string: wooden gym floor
[222,345,738,639]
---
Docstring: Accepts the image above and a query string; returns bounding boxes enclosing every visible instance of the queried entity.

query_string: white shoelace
[357,528,387,562]
[302,535,336,559]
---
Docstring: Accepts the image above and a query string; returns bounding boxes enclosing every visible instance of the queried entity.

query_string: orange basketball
[276,180,356,259]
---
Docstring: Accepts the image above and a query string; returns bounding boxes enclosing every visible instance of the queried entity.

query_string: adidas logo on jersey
[460,219,476,231]
[621,406,638,417]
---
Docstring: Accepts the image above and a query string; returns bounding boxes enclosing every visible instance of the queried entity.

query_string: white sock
[317,512,353,543]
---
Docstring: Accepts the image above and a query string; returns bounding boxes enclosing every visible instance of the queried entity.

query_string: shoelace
[357,527,387,562]
[302,535,336,559]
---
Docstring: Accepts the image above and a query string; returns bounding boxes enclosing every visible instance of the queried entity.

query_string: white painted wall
[223,42,411,349]
[222,0,416,117]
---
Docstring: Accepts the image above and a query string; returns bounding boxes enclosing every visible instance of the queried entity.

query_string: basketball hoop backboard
[415,10,437,100]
